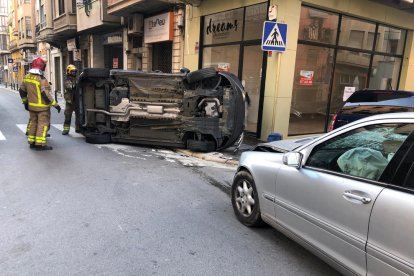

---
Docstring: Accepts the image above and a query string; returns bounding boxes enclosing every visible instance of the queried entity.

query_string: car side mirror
[283,152,303,168]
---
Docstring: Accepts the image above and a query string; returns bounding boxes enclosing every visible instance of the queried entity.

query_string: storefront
[290,5,407,136]
[184,0,414,140]
[104,32,124,70]
[200,2,268,134]
[144,11,175,73]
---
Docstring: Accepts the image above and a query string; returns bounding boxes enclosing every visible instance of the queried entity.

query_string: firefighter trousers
[63,101,74,133]
[28,110,50,146]
[26,110,50,134]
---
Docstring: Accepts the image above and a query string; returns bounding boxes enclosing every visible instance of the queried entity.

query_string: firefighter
[62,64,78,135]
[19,57,61,150]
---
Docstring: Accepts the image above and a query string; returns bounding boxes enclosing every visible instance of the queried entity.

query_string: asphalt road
[0,87,339,275]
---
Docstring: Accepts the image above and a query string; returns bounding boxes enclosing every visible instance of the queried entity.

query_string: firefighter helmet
[66,64,77,76]
[31,57,47,71]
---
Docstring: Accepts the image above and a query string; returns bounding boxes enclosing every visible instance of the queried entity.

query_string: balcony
[53,13,77,36]
[77,0,121,33]
[18,37,36,49]
[9,40,17,51]
[107,0,177,16]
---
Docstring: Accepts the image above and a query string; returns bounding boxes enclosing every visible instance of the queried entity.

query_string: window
[244,3,267,41]
[39,4,46,29]
[298,6,338,45]
[369,55,401,90]
[289,45,334,135]
[339,16,376,50]
[58,0,65,15]
[291,6,407,136]
[0,34,7,50]
[25,16,31,38]
[18,19,22,38]
[202,45,240,75]
[306,123,413,181]
[72,0,76,13]
[203,8,244,45]
[376,25,406,55]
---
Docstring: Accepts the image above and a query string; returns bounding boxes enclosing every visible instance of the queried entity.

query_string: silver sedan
[232,113,414,276]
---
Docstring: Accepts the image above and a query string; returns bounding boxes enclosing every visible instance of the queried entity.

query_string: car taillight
[328,113,337,132]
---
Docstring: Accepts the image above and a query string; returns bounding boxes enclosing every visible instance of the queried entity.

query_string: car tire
[81,68,110,78]
[187,139,216,152]
[84,132,111,144]
[231,170,264,227]
[186,68,216,84]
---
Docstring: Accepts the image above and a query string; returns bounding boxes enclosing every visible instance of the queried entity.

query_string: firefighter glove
[23,102,28,111]
[55,104,61,113]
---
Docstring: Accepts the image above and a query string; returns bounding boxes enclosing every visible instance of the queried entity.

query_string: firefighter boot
[62,122,70,135]
[36,145,53,151]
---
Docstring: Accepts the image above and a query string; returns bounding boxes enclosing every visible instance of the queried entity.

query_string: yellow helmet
[66,64,77,76]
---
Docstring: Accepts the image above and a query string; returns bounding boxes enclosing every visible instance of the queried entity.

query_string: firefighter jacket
[19,72,56,112]
[63,76,76,104]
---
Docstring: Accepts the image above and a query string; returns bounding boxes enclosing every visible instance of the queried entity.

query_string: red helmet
[32,57,47,71]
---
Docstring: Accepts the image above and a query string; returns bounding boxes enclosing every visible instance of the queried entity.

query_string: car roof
[346,89,414,103]
[345,111,414,122]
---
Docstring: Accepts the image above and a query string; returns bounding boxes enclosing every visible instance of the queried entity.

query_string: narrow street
[0,87,339,275]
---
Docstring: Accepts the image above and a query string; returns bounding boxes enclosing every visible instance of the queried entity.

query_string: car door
[367,130,414,276]
[274,122,412,275]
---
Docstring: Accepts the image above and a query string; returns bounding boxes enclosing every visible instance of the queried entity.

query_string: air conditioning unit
[128,14,143,35]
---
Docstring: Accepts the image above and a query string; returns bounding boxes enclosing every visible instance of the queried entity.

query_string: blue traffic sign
[261,21,287,52]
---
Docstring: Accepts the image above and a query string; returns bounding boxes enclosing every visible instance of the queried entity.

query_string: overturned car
[74,68,246,152]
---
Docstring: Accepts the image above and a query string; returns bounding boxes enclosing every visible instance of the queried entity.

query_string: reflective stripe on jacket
[21,74,55,111]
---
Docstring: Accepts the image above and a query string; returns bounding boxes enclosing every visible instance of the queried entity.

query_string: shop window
[292,6,407,137]
[369,55,401,90]
[339,16,376,50]
[289,45,334,136]
[203,8,244,45]
[377,25,406,55]
[202,45,240,75]
[298,6,338,45]
[244,3,267,41]
[330,49,370,116]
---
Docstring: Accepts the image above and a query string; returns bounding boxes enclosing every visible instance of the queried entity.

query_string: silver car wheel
[235,180,255,216]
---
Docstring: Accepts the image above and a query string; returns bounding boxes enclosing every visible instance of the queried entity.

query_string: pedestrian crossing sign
[261,21,287,52]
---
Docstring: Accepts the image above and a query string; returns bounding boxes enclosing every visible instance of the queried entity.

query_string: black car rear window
[346,91,414,108]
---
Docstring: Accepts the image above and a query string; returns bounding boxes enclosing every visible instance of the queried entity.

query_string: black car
[329,89,414,130]
[74,68,246,152]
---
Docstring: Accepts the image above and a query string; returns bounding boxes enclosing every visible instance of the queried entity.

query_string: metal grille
[152,42,172,73]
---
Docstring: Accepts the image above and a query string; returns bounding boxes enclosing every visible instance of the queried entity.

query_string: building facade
[106,0,185,73]
[0,0,8,84]
[8,0,37,89]
[183,0,414,140]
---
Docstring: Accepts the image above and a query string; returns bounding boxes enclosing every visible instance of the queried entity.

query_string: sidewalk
[174,134,262,167]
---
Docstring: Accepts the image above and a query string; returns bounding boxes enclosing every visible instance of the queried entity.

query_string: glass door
[242,45,263,133]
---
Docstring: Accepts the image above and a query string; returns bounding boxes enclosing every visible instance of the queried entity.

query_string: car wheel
[231,170,264,227]
[81,68,110,78]
[186,68,216,84]
[85,132,111,144]
[187,139,216,152]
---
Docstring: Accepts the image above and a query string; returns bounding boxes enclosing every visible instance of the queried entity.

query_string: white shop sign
[67,38,76,51]
[144,12,173,44]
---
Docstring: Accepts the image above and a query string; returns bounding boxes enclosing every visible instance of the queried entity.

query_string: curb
[174,148,239,166]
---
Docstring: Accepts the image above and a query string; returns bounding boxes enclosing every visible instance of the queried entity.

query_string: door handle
[343,191,372,204]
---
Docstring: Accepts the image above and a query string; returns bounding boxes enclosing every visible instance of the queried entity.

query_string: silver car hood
[252,136,320,153]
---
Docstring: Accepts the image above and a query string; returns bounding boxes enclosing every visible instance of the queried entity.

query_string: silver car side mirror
[283,152,303,168]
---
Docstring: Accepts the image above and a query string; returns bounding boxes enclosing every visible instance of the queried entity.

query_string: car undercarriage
[75,68,246,152]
